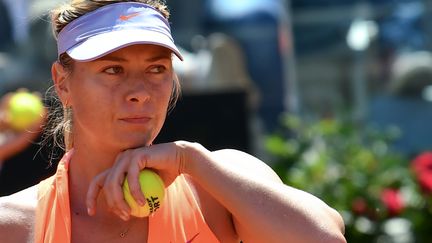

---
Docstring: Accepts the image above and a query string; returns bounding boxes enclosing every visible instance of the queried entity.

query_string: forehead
[92,44,173,62]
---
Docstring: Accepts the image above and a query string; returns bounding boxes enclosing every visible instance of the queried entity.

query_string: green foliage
[266,114,432,242]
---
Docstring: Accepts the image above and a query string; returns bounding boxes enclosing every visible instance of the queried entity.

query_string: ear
[52,62,71,105]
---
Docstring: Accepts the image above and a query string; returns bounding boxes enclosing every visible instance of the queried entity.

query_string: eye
[149,65,166,73]
[104,66,123,74]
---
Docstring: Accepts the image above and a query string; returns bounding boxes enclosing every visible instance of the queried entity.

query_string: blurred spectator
[290,0,359,55]
[368,1,431,156]
[374,0,426,54]
[374,0,428,89]
[369,51,432,156]
[202,0,288,132]
[25,0,60,75]
[291,0,426,56]
[168,0,288,132]
[1,0,29,45]
[173,33,258,96]
[0,0,58,97]
[165,0,204,50]
[290,0,428,111]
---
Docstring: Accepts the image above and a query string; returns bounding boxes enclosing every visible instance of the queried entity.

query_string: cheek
[153,78,174,107]
[152,80,173,127]
[68,75,115,125]
[72,93,111,131]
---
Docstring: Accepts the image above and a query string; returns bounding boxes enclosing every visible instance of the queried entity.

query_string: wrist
[174,141,209,176]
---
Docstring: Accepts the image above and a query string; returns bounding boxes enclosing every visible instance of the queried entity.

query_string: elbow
[302,206,346,243]
[332,207,346,237]
[322,226,347,243]
[322,232,347,243]
[335,234,348,243]
[280,212,347,243]
[322,208,347,243]
[311,225,347,243]
[309,224,346,243]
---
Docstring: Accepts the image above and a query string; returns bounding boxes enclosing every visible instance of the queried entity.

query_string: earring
[63,105,74,151]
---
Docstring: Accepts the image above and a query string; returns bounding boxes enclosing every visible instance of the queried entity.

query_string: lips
[120,116,152,124]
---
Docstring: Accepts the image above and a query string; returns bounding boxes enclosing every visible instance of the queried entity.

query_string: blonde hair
[51,0,170,40]
[44,0,180,153]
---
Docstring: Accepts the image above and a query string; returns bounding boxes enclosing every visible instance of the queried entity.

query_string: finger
[127,155,146,206]
[0,112,7,127]
[86,170,109,216]
[31,91,42,98]
[111,208,130,221]
[0,93,12,111]
[104,177,132,218]
[106,152,134,215]
[103,174,131,217]
[16,88,28,93]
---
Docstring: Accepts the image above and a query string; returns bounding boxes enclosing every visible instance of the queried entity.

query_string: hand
[0,90,46,162]
[0,92,13,130]
[0,89,46,132]
[86,141,188,220]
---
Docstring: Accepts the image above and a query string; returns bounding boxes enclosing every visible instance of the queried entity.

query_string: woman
[0,1,346,242]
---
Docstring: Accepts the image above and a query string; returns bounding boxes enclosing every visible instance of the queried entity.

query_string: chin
[120,134,154,149]
[114,127,160,149]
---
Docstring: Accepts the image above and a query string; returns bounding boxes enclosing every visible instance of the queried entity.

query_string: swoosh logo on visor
[119,12,141,21]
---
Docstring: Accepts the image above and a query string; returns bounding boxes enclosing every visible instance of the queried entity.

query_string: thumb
[86,170,109,216]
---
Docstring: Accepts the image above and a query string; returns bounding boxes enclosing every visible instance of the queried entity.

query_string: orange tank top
[34,151,220,243]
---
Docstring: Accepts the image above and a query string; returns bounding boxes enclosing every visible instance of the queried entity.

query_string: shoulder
[0,185,38,243]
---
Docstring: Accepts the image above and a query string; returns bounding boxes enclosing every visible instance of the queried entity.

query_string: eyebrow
[94,56,128,62]
[146,55,172,62]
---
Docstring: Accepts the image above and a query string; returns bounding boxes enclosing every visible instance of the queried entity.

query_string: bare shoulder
[0,185,38,243]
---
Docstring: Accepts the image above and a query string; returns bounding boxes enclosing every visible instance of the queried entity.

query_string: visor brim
[66,29,184,62]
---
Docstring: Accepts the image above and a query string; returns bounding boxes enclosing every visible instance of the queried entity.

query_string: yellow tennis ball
[122,169,165,217]
[7,91,44,131]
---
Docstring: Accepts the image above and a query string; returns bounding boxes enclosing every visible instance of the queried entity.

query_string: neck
[68,142,122,216]
[70,146,119,180]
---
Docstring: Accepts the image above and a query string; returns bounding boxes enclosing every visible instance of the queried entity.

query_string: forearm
[180,142,345,243]
[0,132,38,161]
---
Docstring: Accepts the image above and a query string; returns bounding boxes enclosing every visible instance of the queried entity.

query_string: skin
[0,44,346,243]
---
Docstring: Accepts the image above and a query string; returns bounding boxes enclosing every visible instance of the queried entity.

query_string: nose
[125,81,151,103]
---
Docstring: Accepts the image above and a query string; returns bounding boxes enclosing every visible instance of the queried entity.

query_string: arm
[181,143,346,243]
[0,186,37,243]
[87,141,346,243]
[0,125,43,162]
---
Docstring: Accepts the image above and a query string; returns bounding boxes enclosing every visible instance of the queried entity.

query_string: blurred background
[1,0,432,242]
